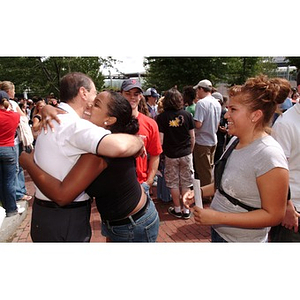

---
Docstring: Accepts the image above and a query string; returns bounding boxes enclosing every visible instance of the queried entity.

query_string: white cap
[193,79,212,89]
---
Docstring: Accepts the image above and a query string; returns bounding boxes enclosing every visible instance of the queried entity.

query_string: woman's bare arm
[193,168,289,228]
[20,151,107,206]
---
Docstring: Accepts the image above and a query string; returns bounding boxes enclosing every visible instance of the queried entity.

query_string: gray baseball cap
[212,92,223,102]
[121,79,143,92]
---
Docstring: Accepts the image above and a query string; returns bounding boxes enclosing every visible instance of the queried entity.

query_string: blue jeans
[211,227,228,242]
[141,182,152,202]
[101,199,160,242]
[0,146,18,214]
[15,142,27,199]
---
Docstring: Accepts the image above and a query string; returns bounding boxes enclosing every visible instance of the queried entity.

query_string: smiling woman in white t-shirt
[183,75,290,242]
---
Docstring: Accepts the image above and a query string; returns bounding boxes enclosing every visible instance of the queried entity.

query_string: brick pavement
[8,171,211,243]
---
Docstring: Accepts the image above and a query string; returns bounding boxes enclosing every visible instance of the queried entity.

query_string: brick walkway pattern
[8,171,211,243]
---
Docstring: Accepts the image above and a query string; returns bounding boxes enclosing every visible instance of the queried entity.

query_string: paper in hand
[193,178,203,208]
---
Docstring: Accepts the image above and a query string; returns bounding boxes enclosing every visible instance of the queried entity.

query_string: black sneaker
[168,207,182,218]
[182,211,192,220]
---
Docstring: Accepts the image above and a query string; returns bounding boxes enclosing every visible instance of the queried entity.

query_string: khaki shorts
[164,153,194,189]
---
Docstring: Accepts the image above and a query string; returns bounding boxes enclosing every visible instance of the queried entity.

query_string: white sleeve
[272,121,291,159]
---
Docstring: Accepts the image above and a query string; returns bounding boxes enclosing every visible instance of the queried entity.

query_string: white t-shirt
[210,135,288,242]
[34,102,110,202]
[272,103,300,211]
[9,100,20,145]
[194,95,221,146]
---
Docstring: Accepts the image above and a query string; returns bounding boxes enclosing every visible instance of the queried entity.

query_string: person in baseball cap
[211,92,224,103]
[192,77,221,198]
[143,87,160,98]
[121,79,143,93]
[193,79,213,91]
[120,78,163,206]
[0,90,10,109]
[0,90,10,102]
[143,88,159,119]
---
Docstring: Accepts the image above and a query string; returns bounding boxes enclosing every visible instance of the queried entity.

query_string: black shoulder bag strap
[214,137,259,211]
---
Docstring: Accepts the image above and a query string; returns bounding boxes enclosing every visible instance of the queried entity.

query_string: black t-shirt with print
[156,109,195,158]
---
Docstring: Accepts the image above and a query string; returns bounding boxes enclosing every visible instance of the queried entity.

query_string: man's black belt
[35,197,91,209]
[102,197,150,226]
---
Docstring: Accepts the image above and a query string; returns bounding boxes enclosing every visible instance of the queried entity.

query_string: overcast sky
[101,56,145,75]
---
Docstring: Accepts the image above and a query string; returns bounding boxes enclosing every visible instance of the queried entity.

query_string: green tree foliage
[286,57,300,70]
[0,56,115,98]
[143,57,276,92]
[285,57,300,80]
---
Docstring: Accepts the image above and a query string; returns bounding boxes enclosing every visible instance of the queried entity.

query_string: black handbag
[214,137,259,211]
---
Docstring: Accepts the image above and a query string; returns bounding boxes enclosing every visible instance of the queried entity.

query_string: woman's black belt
[102,197,150,226]
[35,197,91,209]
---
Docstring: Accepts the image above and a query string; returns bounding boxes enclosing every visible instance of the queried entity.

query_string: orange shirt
[135,112,162,183]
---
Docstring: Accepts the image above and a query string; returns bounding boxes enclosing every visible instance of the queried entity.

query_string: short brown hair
[59,72,93,103]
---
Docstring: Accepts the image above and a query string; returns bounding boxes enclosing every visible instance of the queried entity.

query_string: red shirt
[0,109,20,146]
[136,112,162,183]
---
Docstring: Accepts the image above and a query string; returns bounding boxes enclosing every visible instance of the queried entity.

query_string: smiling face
[225,94,255,138]
[88,91,111,127]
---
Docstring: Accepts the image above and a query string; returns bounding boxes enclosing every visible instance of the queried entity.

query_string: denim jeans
[141,182,152,202]
[15,142,27,199]
[101,199,160,242]
[0,146,18,214]
[211,227,228,242]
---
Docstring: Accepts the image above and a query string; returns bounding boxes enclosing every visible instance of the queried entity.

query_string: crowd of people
[0,81,41,218]
[1,71,300,242]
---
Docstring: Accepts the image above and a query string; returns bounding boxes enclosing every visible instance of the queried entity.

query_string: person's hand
[139,145,147,158]
[218,125,227,134]
[281,200,300,232]
[134,145,147,158]
[145,178,154,187]
[134,136,147,158]
[182,190,195,209]
[41,105,65,133]
[193,207,217,226]
[19,150,34,170]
